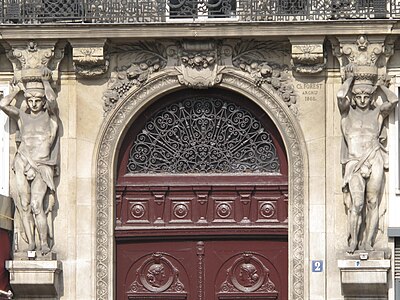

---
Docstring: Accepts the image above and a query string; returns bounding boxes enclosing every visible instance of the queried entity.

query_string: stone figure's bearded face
[25,90,45,113]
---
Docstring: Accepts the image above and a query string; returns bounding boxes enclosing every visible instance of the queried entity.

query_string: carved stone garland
[95,71,306,300]
[102,40,298,115]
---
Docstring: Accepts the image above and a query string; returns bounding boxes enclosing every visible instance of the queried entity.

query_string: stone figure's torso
[18,110,55,163]
[341,107,380,159]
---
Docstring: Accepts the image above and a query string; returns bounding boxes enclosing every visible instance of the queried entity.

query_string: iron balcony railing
[0,0,398,24]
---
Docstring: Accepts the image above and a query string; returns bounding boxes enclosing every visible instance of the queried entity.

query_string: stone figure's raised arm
[337,77,353,115]
[42,69,57,115]
[379,84,398,118]
[0,81,23,120]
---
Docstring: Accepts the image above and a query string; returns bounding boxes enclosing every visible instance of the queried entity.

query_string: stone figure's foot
[347,242,357,254]
[41,243,51,255]
[28,242,36,251]
[364,242,374,251]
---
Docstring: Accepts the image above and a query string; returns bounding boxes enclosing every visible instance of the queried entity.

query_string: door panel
[117,239,287,300]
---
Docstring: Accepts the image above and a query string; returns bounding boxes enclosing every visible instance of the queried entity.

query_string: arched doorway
[115,89,289,299]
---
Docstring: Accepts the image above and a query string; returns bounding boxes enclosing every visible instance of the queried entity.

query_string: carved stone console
[70,38,109,77]
[338,251,390,298]
[6,258,62,298]
[289,37,326,74]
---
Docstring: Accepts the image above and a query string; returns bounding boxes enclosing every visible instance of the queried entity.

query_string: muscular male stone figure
[337,68,397,254]
[0,70,58,255]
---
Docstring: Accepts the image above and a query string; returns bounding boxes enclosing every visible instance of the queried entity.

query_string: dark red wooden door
[117,239,287,300]
[115,89,288,300]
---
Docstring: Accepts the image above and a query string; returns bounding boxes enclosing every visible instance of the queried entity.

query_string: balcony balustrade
[0,0,397,24]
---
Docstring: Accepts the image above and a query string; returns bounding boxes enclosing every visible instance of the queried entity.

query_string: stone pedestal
[338,251,390,298]
[5,259,62,298]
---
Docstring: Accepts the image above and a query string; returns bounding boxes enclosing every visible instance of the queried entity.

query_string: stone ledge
[5,260,62,298]
[338,258,390,298]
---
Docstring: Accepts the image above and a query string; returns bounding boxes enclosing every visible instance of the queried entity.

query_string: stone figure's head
[24,81,46,113]
[351,84,376,109]
[350,65,378,109]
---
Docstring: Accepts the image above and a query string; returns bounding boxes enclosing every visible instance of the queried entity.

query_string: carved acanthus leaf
[232,39,290,64]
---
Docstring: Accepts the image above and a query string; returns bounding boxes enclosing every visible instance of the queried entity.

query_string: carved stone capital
[3,39,66,83]
[289,37,326,74]
[175,40,224,88]
[70,39,109,77]
[331,35,394,81]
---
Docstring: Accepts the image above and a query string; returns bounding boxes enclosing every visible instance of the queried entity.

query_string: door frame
[94,71,309,300]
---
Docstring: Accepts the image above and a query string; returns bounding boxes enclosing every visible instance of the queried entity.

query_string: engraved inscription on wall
[296,82,324,102]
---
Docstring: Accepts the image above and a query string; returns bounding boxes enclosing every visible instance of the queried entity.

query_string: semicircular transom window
[127,96,281,174]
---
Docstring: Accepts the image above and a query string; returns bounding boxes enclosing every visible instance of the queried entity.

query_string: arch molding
[95,70,308,300]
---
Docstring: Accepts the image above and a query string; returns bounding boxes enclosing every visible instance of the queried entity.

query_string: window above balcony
[0,0,398,24]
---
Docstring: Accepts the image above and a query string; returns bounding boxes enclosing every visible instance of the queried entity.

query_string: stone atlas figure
[0,69,59,255]
[337,65,398,254]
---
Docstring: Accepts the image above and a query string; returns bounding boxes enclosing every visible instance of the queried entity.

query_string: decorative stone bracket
[6,260,62,298]
[338,251,390,298]
[3,39,66,83]
[289,37,326,74]
[70,38,109,77]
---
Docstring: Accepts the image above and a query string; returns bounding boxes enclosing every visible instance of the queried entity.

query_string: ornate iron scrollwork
[127,97,280,174]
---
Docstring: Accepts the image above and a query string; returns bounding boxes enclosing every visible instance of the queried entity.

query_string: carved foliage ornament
[231,40,297,113]
[103,42,167,112]
[103,40,298,114]
[127,97,281,174]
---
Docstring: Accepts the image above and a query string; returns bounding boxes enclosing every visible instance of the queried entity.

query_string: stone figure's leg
[364,156,384,251]
[347,173,366,253]
[30,176,50,255]
[13,156,35,251]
